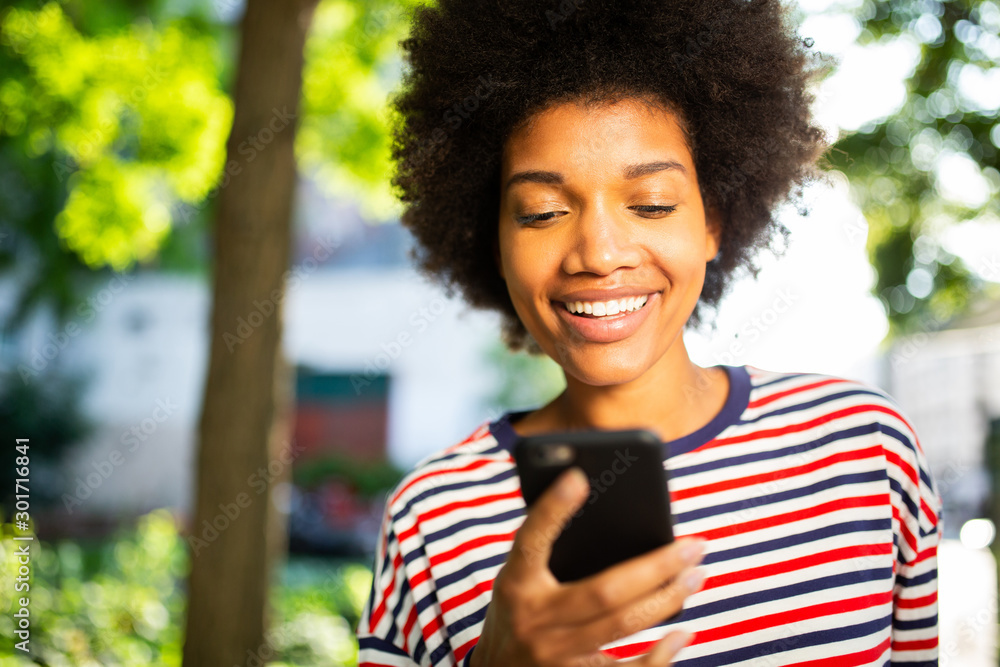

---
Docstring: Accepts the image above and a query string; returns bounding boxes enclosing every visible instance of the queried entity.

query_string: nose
[560,203,642,276]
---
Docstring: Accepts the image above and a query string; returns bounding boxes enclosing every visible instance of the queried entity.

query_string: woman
[358,0,941,665]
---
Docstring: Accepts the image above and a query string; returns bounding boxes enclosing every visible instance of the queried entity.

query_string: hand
[470,467,705,667]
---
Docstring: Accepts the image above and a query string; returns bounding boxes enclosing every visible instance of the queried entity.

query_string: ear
[704,205,722,262]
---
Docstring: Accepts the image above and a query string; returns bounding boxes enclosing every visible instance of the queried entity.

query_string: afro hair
[388,0,830,351]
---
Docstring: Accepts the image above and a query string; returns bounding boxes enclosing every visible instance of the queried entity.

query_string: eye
[515,211,566,226]
[630,204,677,217]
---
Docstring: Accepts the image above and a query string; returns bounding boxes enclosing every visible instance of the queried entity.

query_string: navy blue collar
[488,364,751,459]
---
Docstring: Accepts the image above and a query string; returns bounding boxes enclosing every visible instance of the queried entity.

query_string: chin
[559,351,649,387]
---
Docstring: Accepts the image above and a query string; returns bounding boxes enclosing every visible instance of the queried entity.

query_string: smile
[553,292,658,344]
[562,295,649,318]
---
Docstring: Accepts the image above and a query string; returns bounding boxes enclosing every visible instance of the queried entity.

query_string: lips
[553,291,659,344]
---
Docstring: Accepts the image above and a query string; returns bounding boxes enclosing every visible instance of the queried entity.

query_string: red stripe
[390,458,498,507]
[602,593,892,660]
[912,544,937,566]
[455,637,478,662]
[884,448,918,487]
[783,636,891,666]
[749,378,847,408]
[892,505,918,556]
[429,529,518,567]
[695,494,889,541]
[419,489,523,523]
[401,605,418,653]
[920,497,938,525]
[892,637,938,651]
[672,445,882,501]
[369,551,403,632]
[700,543,892,592]
[422,612,445,644]
[691,591,893,645]
[694,404,912,454]
[441,577,495,614]
[895,591,937,609]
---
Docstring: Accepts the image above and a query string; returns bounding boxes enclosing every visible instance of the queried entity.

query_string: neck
[527,337,729,443]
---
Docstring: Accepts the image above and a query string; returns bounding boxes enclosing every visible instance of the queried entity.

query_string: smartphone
[513,429,675,584]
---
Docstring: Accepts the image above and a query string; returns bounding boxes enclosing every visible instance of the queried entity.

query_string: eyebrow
[504,160,687,192]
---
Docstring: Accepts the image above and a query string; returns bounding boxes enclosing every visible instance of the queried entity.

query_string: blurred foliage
[298,0,428,222]
[0,509,372,666]
[0,0,426,333]
[484,338,567,414]
[0,509,186,666]
[827,0,1000,340]
[0,0,232,327]
[0,370,90,512]
[293,455,403,498]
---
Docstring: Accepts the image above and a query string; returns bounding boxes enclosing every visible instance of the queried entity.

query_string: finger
[545,537,705,626]
[509,466,590,577]
[634,630,693,665]
[542,566,704,661]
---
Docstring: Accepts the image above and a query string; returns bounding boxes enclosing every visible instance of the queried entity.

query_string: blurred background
[0,0,998,664]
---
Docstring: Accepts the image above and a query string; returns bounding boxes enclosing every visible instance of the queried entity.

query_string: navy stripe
[669,422,882,479]
[423,507,524,546]
[703,518,891,566]
[359,635,412,656]
[894,614,937,631]
[438,552,509,590]
[675,568,893,625]
[896,568,936,588]
[673,470,887,524]
[392,467,517,524]
[742,387,890,426]
[674,613,892,666]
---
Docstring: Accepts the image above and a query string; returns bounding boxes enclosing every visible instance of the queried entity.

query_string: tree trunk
[182,0,317,664]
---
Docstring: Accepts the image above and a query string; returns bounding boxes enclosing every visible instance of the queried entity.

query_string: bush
[0,510,372,666]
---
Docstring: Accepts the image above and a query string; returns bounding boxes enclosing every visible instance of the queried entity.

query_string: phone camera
[536,444,574,465]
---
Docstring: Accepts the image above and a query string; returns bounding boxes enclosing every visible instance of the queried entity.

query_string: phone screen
[513,429,675,583]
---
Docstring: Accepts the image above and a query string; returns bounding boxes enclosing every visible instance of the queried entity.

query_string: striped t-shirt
[358,363,941,666]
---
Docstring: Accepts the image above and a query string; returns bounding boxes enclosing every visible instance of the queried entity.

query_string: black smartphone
[513,429,675,584]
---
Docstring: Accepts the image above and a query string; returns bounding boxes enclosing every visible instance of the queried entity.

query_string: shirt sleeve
[358,503,426,667]
[878,404,942,665]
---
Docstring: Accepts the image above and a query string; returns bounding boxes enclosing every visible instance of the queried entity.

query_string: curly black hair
[388,0,829,352]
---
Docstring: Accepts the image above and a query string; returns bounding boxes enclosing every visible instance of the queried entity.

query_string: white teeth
[563,294,650,317]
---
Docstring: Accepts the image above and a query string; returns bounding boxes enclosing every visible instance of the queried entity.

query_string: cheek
[646,227,708,279]
[499,234,555,300]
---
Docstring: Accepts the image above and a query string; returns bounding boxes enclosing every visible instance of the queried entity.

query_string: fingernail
[679,539,705,564]
[684,568,705,592]
[668,631,692,654]
[559,468,586,499]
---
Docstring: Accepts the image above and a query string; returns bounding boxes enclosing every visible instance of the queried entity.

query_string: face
[497,97,721,386]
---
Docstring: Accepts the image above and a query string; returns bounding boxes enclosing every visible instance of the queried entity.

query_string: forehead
[501,97,693,175]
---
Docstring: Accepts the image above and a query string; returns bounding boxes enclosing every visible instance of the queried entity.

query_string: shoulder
[743,364,921,441]
[383,417,518,522]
